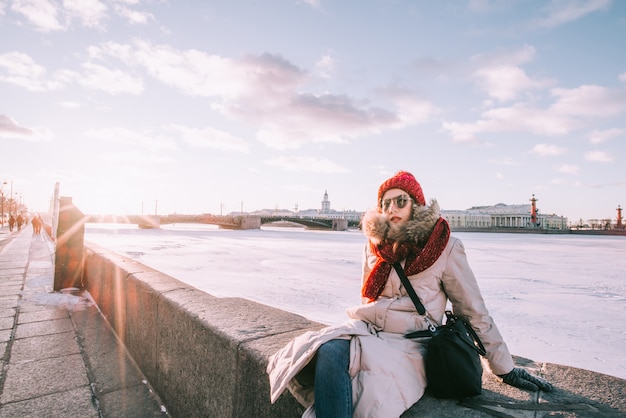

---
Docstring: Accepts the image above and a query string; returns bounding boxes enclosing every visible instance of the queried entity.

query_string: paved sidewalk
[0,226,168,417]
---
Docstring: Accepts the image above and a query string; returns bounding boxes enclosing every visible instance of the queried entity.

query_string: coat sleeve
[361,242,373,303]
[440,238,515,375]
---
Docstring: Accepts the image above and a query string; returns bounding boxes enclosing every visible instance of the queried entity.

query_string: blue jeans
[314,339,352,417]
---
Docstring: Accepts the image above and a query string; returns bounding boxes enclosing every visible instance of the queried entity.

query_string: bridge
[259,216,336,229]
[160,214,354,230]
[89,214,359,230]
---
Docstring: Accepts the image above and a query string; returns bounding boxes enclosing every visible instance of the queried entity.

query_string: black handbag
[393,262,486,399]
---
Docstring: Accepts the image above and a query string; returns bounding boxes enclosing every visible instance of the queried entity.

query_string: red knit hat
[378,171,425,207]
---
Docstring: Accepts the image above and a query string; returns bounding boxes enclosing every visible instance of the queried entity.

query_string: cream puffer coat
[267,201,515,417]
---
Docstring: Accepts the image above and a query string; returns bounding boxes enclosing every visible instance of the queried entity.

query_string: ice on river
[85,223,626,381]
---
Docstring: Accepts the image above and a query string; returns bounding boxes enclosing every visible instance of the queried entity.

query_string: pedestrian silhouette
[32,214,43,234]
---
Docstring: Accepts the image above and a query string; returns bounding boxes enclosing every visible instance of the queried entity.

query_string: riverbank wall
[82,242,310,417]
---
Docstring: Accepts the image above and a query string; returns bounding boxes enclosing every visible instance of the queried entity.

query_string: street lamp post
[7,179,13,216]
[0,189,4,228]
[1,180,8,228]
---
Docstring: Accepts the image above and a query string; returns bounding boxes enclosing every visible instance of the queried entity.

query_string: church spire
[321,190,330,213]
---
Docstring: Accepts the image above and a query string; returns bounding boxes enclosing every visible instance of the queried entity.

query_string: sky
[1,0,625,223]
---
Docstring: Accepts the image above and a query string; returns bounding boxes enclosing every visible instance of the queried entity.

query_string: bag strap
[392,262,426,315]
[393,262,438,334]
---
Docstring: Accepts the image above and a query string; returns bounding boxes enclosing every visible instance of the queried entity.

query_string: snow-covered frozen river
[84,223,626,380]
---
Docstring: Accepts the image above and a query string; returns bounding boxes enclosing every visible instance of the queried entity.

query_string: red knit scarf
[361,217,450,302]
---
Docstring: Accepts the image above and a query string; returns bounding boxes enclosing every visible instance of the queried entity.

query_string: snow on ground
[85,224,626,380]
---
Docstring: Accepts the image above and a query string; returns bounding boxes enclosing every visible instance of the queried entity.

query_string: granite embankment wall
[82,242,312,418]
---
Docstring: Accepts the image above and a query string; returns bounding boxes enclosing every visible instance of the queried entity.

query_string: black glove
[499,367,554,392]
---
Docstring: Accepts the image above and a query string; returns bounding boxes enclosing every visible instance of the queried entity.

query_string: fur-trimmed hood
[362,199,442,246]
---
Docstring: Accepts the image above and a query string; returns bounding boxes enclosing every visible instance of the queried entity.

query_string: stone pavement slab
[0,386,98,418]
[2,353,90,403]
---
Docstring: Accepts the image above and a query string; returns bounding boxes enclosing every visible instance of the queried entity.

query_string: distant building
[320,190,331,213]
[247,191,364,222]
[442,209,491,228]
[246,193,570,230]
[248,208,294,217]
[301,190,363,221]
[442,200,568,230]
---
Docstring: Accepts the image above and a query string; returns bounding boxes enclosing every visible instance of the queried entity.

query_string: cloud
[90,41,304,99]
[164,124,250,153]
[531,143,567,157]
[3,38,434,150]
[589,128,624,144]
[78,62,144,94]
[85,124,250,154]
[471,45,554,101]
[532,0,611,29]
[0,51,73,91]
[89,41,434,149]
[473,65,539,101]
[558,164,579,174]
[585,150,613,162]
[443,103,577,142]
[265,156,350,173]
[381,86,439,125]
[11,0,65,32]
[315,54,335,79]
[455,47,626,143]
[443,83,626,142]
[620,72,626,83]
[256,93,401,149]
[0,51,143,95]
[64,0,108,28]
[0,114,53,141]
[0,114,34,137]
[300,0,322,9]
[550,84,626,117]
[113,4,154,24]
[8,0,152,31]
[98,149,172,165]
[84,127,176,152]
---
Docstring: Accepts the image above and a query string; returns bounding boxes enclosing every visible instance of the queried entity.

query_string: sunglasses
[381,194,411,212]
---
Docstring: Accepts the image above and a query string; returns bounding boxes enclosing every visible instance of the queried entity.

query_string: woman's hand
[498,367,554,392]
